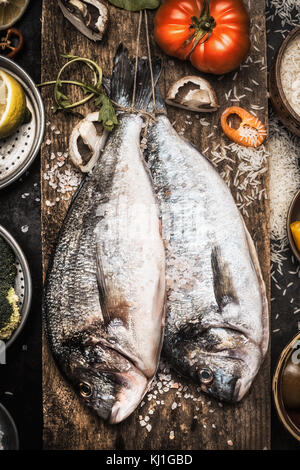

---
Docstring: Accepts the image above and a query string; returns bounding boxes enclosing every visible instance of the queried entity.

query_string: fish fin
[110,44,162,110]
[242,221,269,356]
[147,86,167,114]
[211,246,238,311]
[110,44,134,108]
[134,56,162,110]
[95,248,111,326]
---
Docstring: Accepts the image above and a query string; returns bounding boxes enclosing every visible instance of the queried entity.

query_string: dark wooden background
[41,0,270,450]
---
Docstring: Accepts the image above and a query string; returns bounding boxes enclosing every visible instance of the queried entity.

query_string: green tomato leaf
[108,0,159,11]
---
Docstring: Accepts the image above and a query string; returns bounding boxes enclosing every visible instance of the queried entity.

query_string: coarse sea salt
[21,225,29,233]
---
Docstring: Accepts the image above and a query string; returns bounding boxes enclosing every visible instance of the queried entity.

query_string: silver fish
[146,99,269,403]
[44,46,165,424]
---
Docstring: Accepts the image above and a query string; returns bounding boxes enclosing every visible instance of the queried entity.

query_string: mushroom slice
[58,0,108,41]
[69,112,108,173]
[166,76,219,113]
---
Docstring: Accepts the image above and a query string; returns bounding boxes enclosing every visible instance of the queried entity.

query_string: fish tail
[148,86,167,114]
[110,44,162,111]
[110,44,134,108]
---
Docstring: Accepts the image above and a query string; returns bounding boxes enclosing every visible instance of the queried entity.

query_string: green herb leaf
[95,94,118,131]
[61,100,72,107]
[39,54,118,131]
[61,53,79,60]
[108,0,160,11]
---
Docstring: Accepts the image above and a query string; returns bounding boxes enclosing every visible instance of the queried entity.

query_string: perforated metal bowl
[0,56,45,189]
[0,225,32,348]
[0,403,19,450]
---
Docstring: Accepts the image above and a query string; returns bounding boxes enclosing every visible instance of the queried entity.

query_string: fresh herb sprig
[38,54,118,132]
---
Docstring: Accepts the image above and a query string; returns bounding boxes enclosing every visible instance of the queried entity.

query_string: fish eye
[79,381,92,398]
[199,368,214,384]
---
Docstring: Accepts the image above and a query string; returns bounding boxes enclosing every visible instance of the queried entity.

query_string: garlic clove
[69,112,108,173]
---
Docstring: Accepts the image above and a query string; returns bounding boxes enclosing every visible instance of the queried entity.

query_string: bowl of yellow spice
[0,224,31,348]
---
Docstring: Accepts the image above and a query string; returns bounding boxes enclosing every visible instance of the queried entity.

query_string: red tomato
[154,0,251,75]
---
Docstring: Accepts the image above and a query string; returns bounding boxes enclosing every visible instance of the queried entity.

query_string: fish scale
[146,113,269,403]
[44,46,165,424]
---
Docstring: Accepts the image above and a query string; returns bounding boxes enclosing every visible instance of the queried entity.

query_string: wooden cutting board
[41,0,270,450]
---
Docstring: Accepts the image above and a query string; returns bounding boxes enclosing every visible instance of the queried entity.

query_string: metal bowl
[0,225,32,348]
[273,332,300,442]
[0,56,45,190]
[0,403,19,450]
[269,27,300,137]
[287,189,300,262]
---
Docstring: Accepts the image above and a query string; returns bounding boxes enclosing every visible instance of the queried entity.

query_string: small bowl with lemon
[0,56,44,189]
[0,69,28,139]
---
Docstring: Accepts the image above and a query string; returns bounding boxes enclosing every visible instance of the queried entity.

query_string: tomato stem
[185,0,216,51]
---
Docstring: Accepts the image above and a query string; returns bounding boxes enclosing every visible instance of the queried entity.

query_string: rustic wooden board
[41,0,270,450]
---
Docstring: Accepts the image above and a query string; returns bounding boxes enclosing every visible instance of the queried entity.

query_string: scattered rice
[280,36,300,117]
[269,114,300,241]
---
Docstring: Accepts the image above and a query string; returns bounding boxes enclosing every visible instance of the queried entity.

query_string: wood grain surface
[41,0,270,450]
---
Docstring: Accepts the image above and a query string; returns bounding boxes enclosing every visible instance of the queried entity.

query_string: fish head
[72,365,117,422]
[195,355,243,402]
[62,340,148,424]
[192,327,261,402]
[164,325,258,403]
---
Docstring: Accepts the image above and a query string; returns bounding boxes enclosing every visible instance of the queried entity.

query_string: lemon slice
[0,69,26,138]
[0,0,29,30]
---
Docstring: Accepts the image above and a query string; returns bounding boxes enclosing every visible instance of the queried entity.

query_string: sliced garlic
[69,112,108,173]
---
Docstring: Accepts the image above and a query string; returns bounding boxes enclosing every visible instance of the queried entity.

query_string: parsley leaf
[95,94,119,131]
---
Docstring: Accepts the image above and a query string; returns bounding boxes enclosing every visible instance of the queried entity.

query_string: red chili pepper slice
[0,28,23,59]
[221,106,267,148]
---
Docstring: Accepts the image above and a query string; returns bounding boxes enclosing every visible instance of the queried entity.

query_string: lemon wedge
[0,0,29,30]
[0,69,26,138]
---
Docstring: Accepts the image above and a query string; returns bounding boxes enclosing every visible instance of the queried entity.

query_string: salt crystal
[21,225,29,233]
